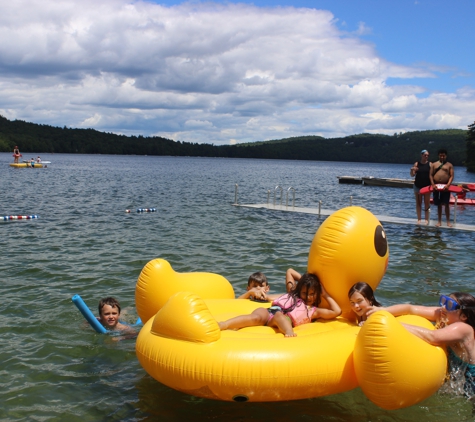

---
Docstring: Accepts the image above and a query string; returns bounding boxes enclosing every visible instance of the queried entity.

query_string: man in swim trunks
[430,148,454,227]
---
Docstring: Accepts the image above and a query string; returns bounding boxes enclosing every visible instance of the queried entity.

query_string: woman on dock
[410,149,432,224]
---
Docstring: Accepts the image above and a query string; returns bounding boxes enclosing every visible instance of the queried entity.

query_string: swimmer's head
[98,297,122,329]
[247,272,269,291]
[348,282,381,307]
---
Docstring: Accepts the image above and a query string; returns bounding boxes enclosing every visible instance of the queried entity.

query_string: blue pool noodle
[72,294,107,334]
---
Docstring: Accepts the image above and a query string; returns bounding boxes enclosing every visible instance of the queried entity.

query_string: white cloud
[0,0,473,145]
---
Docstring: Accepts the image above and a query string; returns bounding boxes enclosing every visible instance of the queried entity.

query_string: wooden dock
[233,203,475,232]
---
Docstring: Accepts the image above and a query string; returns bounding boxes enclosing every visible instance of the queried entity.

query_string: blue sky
[0,0,473,145]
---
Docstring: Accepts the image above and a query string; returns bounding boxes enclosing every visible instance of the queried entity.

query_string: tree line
[1,114,473,169]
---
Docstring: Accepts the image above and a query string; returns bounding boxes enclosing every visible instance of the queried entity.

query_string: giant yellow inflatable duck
[135,206,447,408]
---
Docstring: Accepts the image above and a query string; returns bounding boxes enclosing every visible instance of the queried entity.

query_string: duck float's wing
[307,206,388,318]
[135,258,235,323]
[354,311,447,410]
[136,291,360,402]
[419,184,464,194]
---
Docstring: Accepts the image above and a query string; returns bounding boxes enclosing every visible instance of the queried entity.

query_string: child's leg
[218,308,269,330]
[268,312,296,337]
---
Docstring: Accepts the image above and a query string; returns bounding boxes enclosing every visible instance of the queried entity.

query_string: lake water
[2,152,475,421]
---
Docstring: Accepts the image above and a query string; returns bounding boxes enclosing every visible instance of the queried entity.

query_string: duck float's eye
[374,225,387,257]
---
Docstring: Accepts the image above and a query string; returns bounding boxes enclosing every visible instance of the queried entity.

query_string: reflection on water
[2,153,475,421]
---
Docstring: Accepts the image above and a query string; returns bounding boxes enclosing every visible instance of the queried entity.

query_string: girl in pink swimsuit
[218,273,341,337]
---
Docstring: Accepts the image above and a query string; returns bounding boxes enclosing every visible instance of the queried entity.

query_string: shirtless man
[429,148,454,227]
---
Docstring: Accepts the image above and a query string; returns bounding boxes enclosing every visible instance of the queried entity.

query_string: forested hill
[0,114,469,167]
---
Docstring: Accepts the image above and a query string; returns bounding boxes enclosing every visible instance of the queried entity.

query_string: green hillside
[0,114,472,168]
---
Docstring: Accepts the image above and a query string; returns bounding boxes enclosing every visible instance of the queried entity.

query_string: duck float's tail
[135,258,235,324]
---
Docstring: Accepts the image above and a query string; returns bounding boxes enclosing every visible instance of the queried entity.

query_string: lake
[2,152,475,421]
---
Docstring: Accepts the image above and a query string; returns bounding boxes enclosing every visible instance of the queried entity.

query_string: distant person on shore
[410,149,432,224]
[13,146,21,163]
[430,148,454,227]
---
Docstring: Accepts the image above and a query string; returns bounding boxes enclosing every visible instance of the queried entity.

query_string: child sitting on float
[348,282,382,326]
[219,272,341,337]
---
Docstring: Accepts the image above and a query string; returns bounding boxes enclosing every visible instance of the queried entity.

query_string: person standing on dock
[411,149,432,224]
[430,148,454,227]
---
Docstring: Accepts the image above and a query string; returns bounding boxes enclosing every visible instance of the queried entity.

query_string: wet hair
[98,297,121,315]
[348,282,382,307]
[247,272,268,287]
[438,148,448,155]
[290,272,322,306]
[451,292,475,330]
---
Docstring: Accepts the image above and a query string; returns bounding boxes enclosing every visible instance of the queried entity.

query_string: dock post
[453,195,457,226]
[318,200,322,216]
[234,184,239,205]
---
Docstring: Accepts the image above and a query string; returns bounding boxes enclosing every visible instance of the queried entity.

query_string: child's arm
[237,287,267,300]
[367,303,439,322]
[286,268,301,292]
[314,285,341,319]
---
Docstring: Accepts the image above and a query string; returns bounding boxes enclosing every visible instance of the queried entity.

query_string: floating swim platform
[10,162,47,168]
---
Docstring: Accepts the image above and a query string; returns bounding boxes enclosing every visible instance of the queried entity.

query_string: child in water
[237,272,271,300]
[348,282,381,326]
[219,272,341,337]
[238,271,293,301]
[98,297,130,331]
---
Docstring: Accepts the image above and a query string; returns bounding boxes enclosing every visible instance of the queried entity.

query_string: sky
[0,0,474,145]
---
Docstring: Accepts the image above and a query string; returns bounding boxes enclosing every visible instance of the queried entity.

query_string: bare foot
[447,222,452,227]
[218,321,227,330]
[284,331,297,337]
[416,220,422,224]
[424,220,429,225]
[435,222,441,227]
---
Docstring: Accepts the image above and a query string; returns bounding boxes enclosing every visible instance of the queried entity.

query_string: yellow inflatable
[135,206,447,407]
[354,311,447,409]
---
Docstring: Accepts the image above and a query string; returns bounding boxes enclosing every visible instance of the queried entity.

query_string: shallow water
[2,153,475,421]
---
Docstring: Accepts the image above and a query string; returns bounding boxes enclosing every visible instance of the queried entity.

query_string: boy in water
[238,270,294,301]
[98,297,129,330]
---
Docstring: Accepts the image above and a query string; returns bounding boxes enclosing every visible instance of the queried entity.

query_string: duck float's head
[307,206,388,318]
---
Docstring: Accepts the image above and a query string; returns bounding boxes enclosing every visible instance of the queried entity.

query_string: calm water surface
[2,153,475,421]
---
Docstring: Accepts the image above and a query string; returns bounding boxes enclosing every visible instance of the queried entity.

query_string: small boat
[362,177,414,188]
